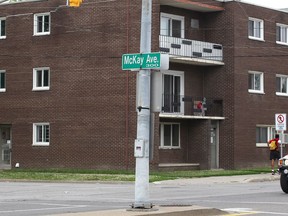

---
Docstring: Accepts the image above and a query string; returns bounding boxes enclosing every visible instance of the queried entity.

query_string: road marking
[225,213,256,216]
[247,212,288,215]
[0,202,87,214]
[223,208,288,215]
[223,208,257,215]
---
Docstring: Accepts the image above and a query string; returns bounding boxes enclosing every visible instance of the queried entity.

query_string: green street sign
[122,52,161,70]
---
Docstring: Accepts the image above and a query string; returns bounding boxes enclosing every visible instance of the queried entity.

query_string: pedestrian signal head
[69,0,82,7]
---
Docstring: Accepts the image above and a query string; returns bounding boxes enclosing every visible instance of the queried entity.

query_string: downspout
[125,0,130,170]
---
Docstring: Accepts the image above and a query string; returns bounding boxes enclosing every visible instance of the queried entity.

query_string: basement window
[33,123,50,146]
[160,123,180,149]
[0,70,6,92]
[256,125,275,147]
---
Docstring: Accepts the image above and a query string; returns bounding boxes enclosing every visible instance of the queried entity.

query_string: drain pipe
[125,0,130,171]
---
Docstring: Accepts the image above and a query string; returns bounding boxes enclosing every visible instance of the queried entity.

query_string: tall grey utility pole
[133,0,152,209]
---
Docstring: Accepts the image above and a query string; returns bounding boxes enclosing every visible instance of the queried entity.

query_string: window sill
[159,147,181,150]
[276,41,288,46]
[257,143,286,148]
[248,36,265,42]
[248,90,265,94]
[32,143,49,146]
[276,92,288,97]
[33,87,50,91]
[256,143,268,147]
[33,32,50,36]
[0,36,6,39]
[0,89,6,92]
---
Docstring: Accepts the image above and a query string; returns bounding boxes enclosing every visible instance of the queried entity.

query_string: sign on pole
[122,52,161,70]
[275,113,287,131]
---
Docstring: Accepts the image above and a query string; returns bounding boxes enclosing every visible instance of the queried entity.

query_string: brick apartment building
[0,0,288,170]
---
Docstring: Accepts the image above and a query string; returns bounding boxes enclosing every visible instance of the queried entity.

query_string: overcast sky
[241,0,288,9]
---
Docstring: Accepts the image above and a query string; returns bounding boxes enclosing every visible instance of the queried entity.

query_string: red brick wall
[0,0,141,170]
[2,0,288,171]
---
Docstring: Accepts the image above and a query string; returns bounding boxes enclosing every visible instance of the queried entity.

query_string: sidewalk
[153,173,280,185]
[47,173,280,216]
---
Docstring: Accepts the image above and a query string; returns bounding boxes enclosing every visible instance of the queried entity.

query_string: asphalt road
[0,174,287,216]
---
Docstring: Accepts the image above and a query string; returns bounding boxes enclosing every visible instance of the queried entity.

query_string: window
[276,75,288,96]
[162,71,184,113]
[248,71,264,94]
[0,70,6,92]
[248,17,264,41]
[160,123,180,148]
[276,23,288,45]
[33,67,50,91]
[256,125,275,147]
[0,18,6,39]
[33,123,50,146]
[160,13,184,38]
[34,13,50,36]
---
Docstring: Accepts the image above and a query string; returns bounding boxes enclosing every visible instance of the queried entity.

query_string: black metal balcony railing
[162,94,223,117]
[162,94,182,113]
[159,35,223,62]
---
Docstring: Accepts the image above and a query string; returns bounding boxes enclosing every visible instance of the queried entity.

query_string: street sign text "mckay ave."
[122,52,161,70]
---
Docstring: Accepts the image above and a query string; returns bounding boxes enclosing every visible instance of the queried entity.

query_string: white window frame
[248,17,264,41]
[160,12,185,38]
[276,23,288,45]
[256,125,275,147]
[0,18,6,39]
[33,13,50,36]
[276,74,288,96]
[33,123,50,146]
[0,70,6,92]
[248,71,264,94]
[33,67,50,91]
[162,70,184,114]
[160,123,181,149]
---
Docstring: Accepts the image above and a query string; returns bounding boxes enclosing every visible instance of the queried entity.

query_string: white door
[210,121,219,169]
[0,126,11,169]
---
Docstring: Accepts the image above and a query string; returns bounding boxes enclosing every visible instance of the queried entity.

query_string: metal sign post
[275,113,287,157]
[132,0,152,209]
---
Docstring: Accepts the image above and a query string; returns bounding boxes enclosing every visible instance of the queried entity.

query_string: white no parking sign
[275,113,287,131]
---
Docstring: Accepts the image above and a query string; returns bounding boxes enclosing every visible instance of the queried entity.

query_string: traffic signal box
[69,0,82,7]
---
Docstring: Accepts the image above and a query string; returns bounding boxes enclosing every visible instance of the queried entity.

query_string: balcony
[161,95,223,117]
[159,35,224,66]
[159,0,224,12]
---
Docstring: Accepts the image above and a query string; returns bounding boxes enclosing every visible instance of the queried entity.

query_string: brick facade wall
[1,0,288,170]
[0,0,141,170]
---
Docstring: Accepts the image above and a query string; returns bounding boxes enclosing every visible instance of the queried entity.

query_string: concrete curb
[46,205,228,216]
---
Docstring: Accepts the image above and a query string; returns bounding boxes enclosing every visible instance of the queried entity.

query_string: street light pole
[133,0,152,209]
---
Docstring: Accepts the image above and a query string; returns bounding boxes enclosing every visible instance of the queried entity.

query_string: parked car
[279,155,288,193]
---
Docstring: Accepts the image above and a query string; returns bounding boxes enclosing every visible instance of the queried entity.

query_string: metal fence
[162,94,223,117]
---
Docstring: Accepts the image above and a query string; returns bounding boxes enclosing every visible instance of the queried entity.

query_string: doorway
[210,121,219,169]
[0,125,12,169]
